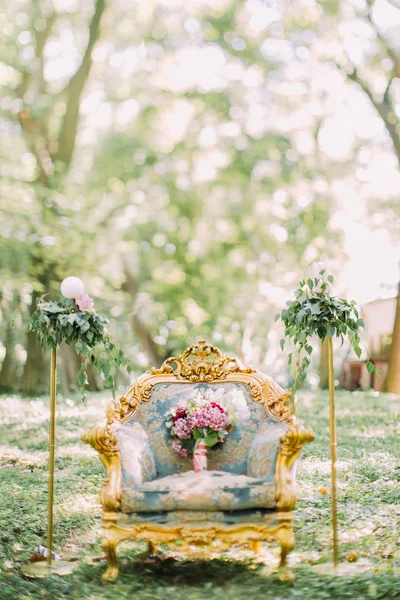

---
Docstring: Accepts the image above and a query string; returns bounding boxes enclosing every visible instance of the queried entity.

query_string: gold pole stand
[327,337,339,567]
[312,337,372,576]
[21,348,76,578]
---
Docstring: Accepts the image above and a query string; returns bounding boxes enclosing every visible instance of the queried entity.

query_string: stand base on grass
[21,560,78,579]
[311,560,372,576]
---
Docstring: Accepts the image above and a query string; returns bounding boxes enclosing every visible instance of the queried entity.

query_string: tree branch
[56,0,106,166]
[17,13,56,98]
[16,12,56,185]
[387,48,400,79]
[35,13,57,95]
[385,0,400,9]
[121,261,166,367]
[18,108,52,185]
[365,7,400,80]
[347,69,400,165]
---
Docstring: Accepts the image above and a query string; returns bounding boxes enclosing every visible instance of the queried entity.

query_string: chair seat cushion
[120,470,276,512]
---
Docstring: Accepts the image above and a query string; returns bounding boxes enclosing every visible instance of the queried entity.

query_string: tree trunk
[86,361,99,391]
[0,324,16,391]
[22,291,49,395]
[14,3,107,396]
[319,338,329,390]
[384,280,400,393]
[60,342,80,394]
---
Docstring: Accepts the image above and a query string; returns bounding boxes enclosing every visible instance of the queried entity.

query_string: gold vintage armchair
[83,340,314,581]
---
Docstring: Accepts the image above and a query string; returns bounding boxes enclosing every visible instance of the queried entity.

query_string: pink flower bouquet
[165,388,250,472]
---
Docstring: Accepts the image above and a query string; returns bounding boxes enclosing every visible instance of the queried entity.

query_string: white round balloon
[60,276,85,299]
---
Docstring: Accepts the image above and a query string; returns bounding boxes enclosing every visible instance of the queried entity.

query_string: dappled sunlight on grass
[58,493,100,516]
[57,444,98,459]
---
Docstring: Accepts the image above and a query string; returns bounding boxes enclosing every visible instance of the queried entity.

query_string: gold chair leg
[277,527,295,568]
[101,537,119,582]
[148,541,156,555]
[250,540,262,555]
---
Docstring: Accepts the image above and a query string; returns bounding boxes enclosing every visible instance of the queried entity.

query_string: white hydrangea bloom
[218,389,250,423]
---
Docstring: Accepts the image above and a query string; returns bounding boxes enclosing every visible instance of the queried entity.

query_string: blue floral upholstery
[120,470,276,512]
[115,422,157,489]
[247,420,289,481]
[114,381,289,516]
[134,382,269,478]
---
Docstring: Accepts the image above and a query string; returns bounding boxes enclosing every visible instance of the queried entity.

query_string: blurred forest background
[1,0,400,396]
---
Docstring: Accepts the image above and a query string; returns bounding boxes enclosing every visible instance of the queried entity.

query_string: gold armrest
[275,423,315,511]
[82,425,122,512]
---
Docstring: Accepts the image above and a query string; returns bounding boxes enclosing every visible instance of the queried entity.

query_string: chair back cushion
[115,422,157,488]
[132,381,270,477]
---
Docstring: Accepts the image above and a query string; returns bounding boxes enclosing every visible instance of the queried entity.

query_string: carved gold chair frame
[83,340,314,581]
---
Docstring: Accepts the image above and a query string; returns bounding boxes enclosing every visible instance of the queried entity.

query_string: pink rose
[76,293,94,312]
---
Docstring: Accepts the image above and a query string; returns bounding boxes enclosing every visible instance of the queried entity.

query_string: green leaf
[366,362,375,374]
[80,322,90,333]
[193,427,203,440]
[104,375,114,387]
[280,339,285,351]
[298,370,307,384]
[102,362,111,376]
[306,345,313,355]
[307,278,314,289]
[354,345,362,359]
[79,341,90,355]
[356,318,365,328]
[326,324,335,338]
[328,275,334,284]
[204,431,218,447]
[274,313,280,322]
[76,370,86,386]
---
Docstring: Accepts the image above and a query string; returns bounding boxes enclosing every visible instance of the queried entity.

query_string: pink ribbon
[193,440,207,472]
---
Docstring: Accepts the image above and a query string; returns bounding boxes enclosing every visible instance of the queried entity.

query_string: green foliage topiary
[276,270,378,393]
[29,297,132,400]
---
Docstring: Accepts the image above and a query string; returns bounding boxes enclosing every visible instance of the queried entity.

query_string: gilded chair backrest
[107,340,294,477]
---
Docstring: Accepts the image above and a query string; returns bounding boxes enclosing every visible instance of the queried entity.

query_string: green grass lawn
[0,389,399,599]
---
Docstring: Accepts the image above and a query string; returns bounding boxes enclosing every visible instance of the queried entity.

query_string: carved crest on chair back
[151,339,255,382]
[107,340,295,426]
